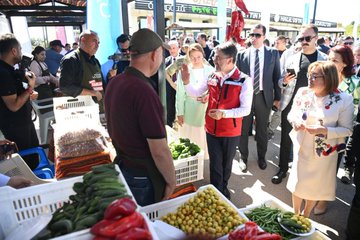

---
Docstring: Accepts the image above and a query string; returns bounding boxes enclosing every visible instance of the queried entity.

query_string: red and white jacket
[205,68,249,137]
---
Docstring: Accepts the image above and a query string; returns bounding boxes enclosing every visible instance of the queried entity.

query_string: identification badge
[89,80,103,91]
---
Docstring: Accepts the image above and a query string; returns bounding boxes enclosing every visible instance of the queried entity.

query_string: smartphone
[286,68,296,75]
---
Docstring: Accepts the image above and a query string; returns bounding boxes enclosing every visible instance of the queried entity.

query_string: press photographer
[0,33,40,170]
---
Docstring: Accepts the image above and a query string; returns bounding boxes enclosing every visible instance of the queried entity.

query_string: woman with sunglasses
[286,61,353,217]
[176,43,214,158]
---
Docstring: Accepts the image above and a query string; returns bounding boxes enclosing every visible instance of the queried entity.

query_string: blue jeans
[121,168,155,206]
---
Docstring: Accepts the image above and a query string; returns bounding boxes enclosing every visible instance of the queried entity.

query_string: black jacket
[59,49,105,97]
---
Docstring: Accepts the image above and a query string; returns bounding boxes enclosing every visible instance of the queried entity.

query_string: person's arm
[1,73,36,112]
[182,64,208,97]
[272,50,282,101]
[287,88,306,131]
[147,138,176,200]
[166,73,177,90]
[7,176,33,188]
[176,71,186,125]
[221,74,253,118]
[29,61,49,86]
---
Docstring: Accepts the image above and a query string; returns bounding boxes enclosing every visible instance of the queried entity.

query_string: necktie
[172,58,177,82]
[254,49,260,95]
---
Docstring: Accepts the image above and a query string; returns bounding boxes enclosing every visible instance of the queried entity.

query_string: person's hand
[283,73,296,85]
[177,115,184,126]
[180,64,190,85]
[197,94,209,104]
[94,91,102,101]
[273,100,280,110]
[0,139,13,145]
[208,109,224,120]
[306,125,327,135]
[30,90,38,100]
[162,183,176,201]
[107,69,117,79]
[293,122,306,131]
[7,176,33,189]
[25,71,36,89]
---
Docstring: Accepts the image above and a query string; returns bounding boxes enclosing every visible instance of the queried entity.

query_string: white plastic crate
[174,150,204,186]
[0,165,132,239]
[239,199,331,240]
[53,96,100,124]
[139,184,248,240]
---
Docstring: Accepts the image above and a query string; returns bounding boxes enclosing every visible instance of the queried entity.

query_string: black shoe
[267,131,274,141]
[239,159,247,172]
[258,159,267,170]
[272,170,287,184]
[223,187,231,200]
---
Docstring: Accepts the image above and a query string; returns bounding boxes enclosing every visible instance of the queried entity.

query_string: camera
[19,55,32,71]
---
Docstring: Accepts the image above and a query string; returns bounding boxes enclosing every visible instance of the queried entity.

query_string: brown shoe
[314,201,327,215]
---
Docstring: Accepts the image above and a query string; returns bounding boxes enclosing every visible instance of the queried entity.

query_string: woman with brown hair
[286,61,353,217]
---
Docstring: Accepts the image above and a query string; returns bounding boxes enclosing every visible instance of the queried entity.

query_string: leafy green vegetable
[169,138,201,160]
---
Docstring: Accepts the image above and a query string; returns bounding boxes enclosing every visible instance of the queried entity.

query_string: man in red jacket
[180,42,253,199]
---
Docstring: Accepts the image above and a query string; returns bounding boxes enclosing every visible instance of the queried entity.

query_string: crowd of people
[1,23,360,239]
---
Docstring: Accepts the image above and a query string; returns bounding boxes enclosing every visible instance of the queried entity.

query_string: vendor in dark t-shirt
[105,29,176,206]
[0,33,40,169]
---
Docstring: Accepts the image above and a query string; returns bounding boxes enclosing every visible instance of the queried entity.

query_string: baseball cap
[129,28,170,55]
[50,40,65,48]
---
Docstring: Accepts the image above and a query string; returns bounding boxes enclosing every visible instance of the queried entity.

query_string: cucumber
[50,219,73,234]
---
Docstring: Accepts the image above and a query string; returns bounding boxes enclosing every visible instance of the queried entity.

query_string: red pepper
[90,219,117,236]
[115,227,152,240]
[104,198,137,220]
[235,0,250,15]
[229,228,245,240]
[93,236,113,240]
[252,232,282,240]
[244,221,259,240]
[99,212,144,238]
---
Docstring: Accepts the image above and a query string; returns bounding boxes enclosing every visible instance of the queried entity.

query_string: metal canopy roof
[0,0,87,27]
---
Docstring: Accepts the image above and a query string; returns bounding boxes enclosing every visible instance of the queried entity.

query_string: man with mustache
[272,24,327,188]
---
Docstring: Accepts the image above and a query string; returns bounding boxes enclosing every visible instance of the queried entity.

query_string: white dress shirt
[184,66,253,118]
[250,45,265,91]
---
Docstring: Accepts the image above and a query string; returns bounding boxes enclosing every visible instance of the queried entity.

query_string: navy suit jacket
[236,46,281,108]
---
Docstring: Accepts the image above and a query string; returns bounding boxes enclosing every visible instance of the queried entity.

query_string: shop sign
[270,14,303,24]
[135,0,218,16]
[315,20,337,28]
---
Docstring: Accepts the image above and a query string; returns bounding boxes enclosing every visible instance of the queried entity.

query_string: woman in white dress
[286,61,353,217]
[176,43,214,158]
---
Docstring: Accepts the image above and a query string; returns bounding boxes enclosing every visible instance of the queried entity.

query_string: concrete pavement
[195,128,355,240]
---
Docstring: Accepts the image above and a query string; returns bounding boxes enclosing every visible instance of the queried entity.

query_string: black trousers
[239,92,271,162]
[207,133,239,197]
[166,81,176,127]
[278,104,293,172]
[1,122,39,169]
[346,124,360,239]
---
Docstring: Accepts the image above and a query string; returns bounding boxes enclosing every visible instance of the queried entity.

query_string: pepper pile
[91,198,152,240]
[169,138,201,160]
[229,221,281,240]
[35,164,130,239]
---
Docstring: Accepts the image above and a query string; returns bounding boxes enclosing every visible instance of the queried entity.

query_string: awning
[166,22,221,31]
[270,25,299,32]
[318,27,345,33]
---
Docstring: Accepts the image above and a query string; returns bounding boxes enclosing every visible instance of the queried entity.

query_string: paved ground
[195,127,356,240]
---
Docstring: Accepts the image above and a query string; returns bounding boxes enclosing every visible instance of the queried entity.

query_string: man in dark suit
[165,40,180,127]
[236,24,281,171]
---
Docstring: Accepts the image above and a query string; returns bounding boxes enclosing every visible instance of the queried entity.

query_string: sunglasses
[344,42,354,46]
[298,36,316,42]
[249,33,263,38]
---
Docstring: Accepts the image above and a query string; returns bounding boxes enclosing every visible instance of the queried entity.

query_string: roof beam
[6,11,85,17]
[28,22,84,27]
[0,6,85,11]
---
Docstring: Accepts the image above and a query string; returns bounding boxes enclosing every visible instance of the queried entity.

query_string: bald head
[79,30,100,56]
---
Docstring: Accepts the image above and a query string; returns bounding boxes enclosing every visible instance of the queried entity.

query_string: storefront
[128,0,344,43]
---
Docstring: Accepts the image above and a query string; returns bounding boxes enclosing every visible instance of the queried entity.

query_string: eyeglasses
[249,33,263,38]
[344,42,354,46]
[298,36,316,42]
[212,55,230,61]
[307,73,324,80]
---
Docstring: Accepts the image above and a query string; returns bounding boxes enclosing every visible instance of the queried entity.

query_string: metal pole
[173,0,176,23]
[312,0,317,24]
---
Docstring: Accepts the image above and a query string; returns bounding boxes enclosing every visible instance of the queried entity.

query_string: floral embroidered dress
[286,87,353,200]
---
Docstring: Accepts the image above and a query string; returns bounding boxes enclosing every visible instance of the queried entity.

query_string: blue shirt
[45,48,63,75]
[0,173,10,187]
